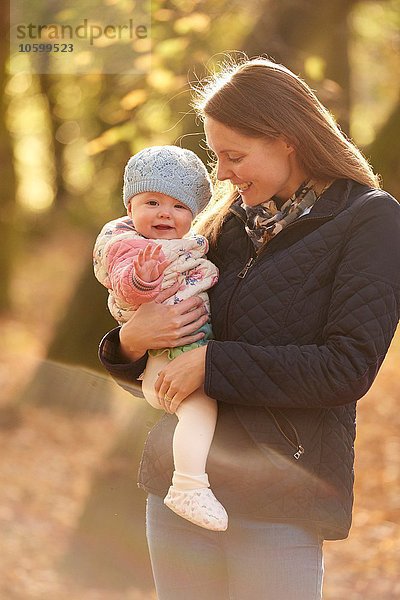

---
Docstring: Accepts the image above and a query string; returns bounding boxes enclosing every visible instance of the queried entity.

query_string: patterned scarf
[243,180,320,250]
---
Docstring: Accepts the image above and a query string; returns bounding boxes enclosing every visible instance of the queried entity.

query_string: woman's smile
[236,182,252,193]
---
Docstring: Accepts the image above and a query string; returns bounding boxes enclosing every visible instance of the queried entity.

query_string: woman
[99,57,400,599]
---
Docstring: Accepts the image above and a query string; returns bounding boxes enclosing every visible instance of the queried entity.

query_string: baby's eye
[175,204,189,210]
[147,200,159,206]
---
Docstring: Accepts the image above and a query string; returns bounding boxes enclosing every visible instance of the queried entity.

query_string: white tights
[141,353,217,489]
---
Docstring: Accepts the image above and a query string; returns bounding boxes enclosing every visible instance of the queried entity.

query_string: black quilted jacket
[99,179,400,540]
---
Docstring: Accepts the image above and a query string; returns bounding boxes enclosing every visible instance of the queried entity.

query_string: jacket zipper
[228,212,334,458]
[225,200,342,457]
[265,407,305,460]
[238,257,256,278]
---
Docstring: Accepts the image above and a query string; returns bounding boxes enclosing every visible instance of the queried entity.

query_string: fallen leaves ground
[1,350,399,599]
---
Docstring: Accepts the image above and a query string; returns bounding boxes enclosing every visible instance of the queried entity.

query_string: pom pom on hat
[123,145,212,216]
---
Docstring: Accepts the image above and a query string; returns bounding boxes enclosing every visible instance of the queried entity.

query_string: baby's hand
[133,243,169,283]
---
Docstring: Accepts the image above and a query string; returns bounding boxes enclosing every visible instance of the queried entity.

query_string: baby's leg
[141,353,169,409]
[165,391,228,531]
[141,353,228,530]
[141,354,216,476]
[173,391,217,477]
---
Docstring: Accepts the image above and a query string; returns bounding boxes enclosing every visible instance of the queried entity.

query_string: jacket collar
[308,178,353,217]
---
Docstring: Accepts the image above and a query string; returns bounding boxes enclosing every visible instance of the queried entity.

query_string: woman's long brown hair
[192,57,380,244]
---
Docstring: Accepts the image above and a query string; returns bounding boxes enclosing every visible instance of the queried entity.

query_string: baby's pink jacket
[93,216,218,324]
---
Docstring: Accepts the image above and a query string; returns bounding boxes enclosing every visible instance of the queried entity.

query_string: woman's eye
[228,156,243,163]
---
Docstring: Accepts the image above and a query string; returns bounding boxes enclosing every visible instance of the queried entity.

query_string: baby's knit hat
[123,145,212,217]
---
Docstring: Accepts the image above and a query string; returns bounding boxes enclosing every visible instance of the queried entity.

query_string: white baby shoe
[164,487,228,531]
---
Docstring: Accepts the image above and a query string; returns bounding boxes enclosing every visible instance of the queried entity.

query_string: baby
[93,146,228,531]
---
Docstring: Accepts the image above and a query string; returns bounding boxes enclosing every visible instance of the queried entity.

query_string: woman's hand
[119,282,209,362]
[155,345,207,414]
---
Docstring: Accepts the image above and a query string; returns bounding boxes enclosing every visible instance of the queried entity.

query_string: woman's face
[204,116,307,206]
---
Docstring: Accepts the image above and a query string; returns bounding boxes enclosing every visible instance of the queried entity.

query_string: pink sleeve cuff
[131,271,163,295]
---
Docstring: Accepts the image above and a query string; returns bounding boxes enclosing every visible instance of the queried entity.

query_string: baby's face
[128,192,193,239]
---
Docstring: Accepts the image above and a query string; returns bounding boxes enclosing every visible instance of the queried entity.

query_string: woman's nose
[216,160,232,181]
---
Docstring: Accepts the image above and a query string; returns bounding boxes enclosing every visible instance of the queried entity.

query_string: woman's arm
[99,285,209,372]
[99,326,148,387]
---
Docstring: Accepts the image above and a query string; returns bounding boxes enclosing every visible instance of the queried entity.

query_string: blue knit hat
[123,146,212,216]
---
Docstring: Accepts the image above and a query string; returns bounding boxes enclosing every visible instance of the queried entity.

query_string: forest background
[1,0,400,598]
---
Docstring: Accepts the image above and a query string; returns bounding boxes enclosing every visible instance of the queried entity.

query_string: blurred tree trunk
[367,99,400,199]
[47,261,116,371]
[24,253,119,412]
[45,71,130,371]
[23,73,126,411]
[39,73,69,209]
[242,0,354,134]
[0,0,17,311]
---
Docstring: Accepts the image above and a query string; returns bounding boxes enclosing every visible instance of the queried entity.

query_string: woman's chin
[242,193,264,207]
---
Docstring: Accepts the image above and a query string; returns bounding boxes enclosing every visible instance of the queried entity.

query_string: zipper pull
[293,445,305,460]
[238,257,255,278]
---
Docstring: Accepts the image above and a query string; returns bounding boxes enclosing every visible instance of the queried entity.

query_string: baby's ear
[127,200,133,218]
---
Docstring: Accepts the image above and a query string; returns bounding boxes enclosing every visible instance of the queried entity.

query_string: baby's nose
[158,206,172,217]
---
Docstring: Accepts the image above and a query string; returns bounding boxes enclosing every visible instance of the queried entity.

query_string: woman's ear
[280,136,296,154]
